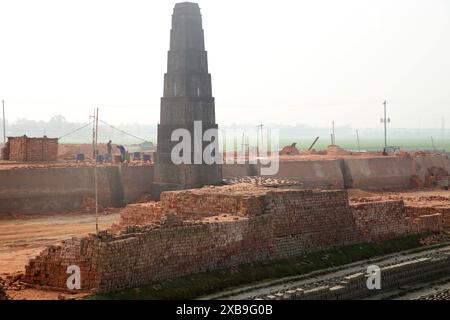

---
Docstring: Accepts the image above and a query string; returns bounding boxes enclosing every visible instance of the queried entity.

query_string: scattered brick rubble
[0,272,26,300]
[0,283,7,300]
[223,176,303,188]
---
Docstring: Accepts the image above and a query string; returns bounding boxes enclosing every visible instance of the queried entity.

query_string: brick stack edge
[4,136,58,161]
[22,186,446,293]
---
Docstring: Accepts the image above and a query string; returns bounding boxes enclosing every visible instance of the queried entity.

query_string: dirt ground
[0,211,120,300]
[0,211,120,275]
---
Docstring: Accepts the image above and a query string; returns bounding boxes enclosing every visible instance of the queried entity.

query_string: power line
[58,121,94,140]
[98,119,149,142]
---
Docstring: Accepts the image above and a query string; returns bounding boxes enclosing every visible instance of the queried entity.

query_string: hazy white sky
[0,0,449,128]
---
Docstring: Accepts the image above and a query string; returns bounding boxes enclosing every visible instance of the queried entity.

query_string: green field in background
[279,137,450,152]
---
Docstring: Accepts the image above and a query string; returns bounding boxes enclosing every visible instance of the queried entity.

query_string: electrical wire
[98,119,149,142]
[58,121,93,140]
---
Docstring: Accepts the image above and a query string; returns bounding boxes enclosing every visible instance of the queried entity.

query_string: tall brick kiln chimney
[152,2,222,199]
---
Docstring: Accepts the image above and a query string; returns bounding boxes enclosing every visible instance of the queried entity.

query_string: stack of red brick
[110,202,162,232]
[350,200,410,242]
[21,184,449,294]
[405,205,450,229]
[160,185,268,219]
[351,199,445,241]
[4,136,58,161]
[409,214,443,234]
[23,236,100,290]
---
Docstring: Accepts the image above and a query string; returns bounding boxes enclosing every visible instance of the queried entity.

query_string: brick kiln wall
[7,137,58,161]
[350,200,411,242]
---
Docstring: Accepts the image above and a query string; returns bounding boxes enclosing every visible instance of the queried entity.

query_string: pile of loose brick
[23,236,101,290]
[4,136,58,161]
[21,184,447,293]
[0,282,7,300]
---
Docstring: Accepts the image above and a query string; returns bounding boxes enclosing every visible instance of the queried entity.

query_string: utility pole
[94,108,99,234]
[2,100,6,144]
[332,121,336,145]
[92,109,96,159]
[381,100,390,148]
[356,129,361,152]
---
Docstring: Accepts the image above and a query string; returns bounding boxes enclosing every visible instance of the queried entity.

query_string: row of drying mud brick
[262,254,450,300]
[22,189,446,293]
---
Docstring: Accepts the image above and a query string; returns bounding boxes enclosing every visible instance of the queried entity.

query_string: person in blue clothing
[116,145,126,162]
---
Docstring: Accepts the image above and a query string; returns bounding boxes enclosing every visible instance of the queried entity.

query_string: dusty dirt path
[0,211,120,275]
[0,211,120,300]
